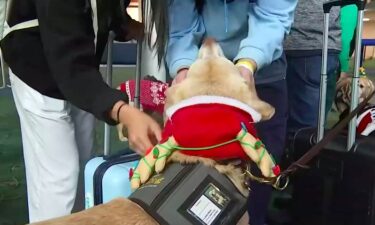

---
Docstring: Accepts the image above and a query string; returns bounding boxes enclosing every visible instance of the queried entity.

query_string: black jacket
[1,0,132,124]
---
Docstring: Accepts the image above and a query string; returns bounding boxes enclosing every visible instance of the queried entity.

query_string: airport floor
[0,61,374,225]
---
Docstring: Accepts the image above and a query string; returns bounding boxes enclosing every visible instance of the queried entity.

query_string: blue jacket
[166,0,297,77]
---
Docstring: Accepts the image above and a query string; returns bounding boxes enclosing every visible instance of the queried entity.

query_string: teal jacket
[166,0,297,77]
[339,5,357,73]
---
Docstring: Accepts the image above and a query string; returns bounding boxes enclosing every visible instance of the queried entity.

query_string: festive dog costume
[130,95,280,190]
[162,95,261,160]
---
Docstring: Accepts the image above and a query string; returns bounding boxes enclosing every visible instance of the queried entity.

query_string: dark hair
[143,0,204,67]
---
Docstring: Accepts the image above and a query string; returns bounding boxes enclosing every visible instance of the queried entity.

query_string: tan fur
[335,76,375,113]
[45,39,270,225]
[30,198,158,225]
[29,197,248,225]
[155,39,275,197]
[154,40,275,195]
[165,43,274,121]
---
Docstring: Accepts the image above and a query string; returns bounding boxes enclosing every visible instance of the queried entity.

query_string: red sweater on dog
[161,96,261,161]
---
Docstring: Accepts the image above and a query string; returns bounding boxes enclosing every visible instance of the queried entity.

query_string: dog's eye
[360,84,364,88]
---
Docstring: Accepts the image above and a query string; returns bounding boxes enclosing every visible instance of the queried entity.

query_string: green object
[254,139,264,150]
[339,5,358,73]
[153,147,160,159]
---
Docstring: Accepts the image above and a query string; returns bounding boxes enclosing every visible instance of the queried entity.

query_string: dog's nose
[202,37,217,48]
[198,37,224,59]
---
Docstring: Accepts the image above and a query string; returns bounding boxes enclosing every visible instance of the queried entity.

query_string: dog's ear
[369,79,375,94]
[250,99,275,121]
[164,83,185,112]
[244,74,275,121]
[336,77,350,91]
[364,78,375,97]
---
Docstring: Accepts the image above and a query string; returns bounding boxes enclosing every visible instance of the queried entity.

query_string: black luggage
[288,1,375,225]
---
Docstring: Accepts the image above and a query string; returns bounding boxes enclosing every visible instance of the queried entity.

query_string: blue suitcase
[84,152,139,208]
[84,31,142,209]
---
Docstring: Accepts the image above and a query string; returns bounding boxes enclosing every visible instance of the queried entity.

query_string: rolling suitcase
[84,31,142,209]
[288,1,375,225]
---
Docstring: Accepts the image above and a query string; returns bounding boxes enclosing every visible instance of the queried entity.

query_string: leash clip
[244,164,289,191]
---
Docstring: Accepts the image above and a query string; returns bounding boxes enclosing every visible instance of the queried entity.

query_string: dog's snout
[198,37,224,59]
[202,38,217,48]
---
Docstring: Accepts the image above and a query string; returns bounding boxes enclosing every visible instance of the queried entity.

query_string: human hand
[172,68,188,86]
[236,59,256,86]
[111,101,162,155]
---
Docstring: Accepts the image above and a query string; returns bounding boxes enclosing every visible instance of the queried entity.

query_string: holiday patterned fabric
[120,79,168,114]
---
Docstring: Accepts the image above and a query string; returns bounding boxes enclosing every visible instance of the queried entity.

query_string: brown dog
[335,76,375,113]
[30,197,249,225]
[130,38,277,197]
[335,75,375,136]
[30,198,158,225]
[29,39,275,225]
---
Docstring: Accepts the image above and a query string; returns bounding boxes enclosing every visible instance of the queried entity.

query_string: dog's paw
[238,131,277,178]
[130,172,141,190]
[130,151,158,190]
[154,137,178,173]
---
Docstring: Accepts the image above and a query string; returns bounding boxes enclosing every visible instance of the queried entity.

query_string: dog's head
[165,38,275,121]
[335,76,375,113]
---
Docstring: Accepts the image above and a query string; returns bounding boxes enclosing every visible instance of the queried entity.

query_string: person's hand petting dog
[236,58,257,85]
[111,101,162,155]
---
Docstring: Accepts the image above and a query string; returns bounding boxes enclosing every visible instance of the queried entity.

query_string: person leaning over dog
[148,1,297,224]
[0,0,161,223]
[283,0,342,135]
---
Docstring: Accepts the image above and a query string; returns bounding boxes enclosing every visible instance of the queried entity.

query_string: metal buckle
[244,164,289,191]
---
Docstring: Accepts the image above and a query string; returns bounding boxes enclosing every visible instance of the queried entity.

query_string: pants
[10,71,95,223]
[286,54,339,134]
[248,79,288,225]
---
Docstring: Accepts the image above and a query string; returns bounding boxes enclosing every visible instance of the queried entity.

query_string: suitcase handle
[103,150,139,161]
[318,0,366,150]
[103,31,116,156]
[323,0,366,13]
[103,31,143,156]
